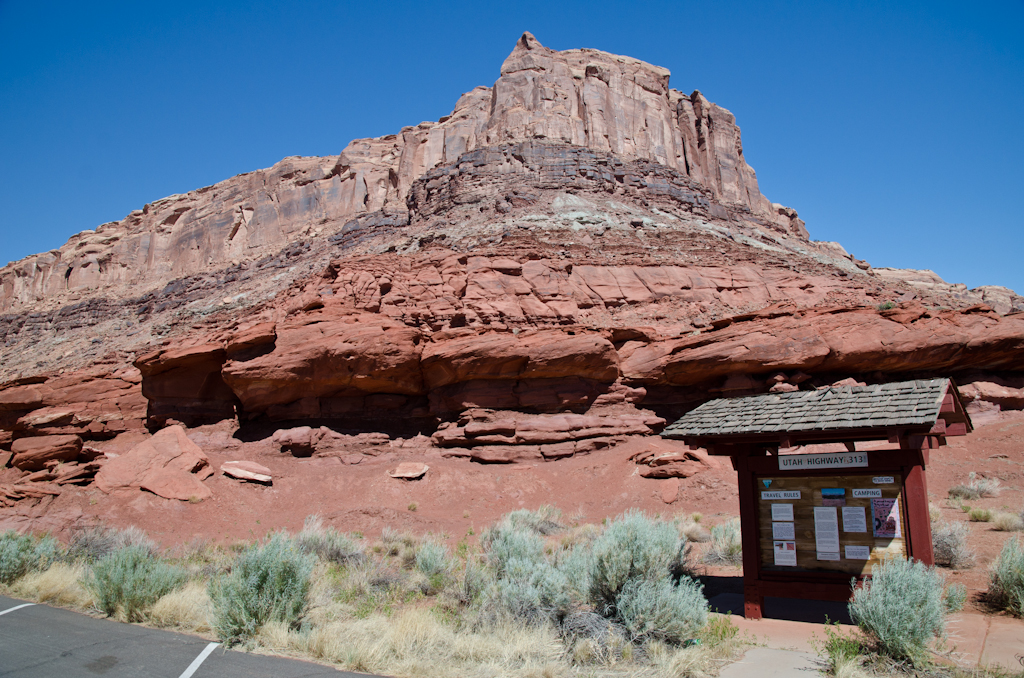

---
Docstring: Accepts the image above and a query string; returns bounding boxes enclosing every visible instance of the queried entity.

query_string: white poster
[771,503,794,521]
[817,551,841,561]
[845,545,871,560]
[774,541,797,566]
[814,506,841,553]
[772,522,796,540]
[842,506,868,533]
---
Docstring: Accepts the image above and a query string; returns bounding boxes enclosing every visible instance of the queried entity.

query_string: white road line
[0,603,35,617]
[178,641,220,678]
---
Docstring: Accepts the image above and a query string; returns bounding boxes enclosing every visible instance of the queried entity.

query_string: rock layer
[1,33,801,315]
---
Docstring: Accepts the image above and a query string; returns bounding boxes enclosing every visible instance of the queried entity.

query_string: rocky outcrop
[10,434,83,471]
[434,408,665,463]
[0,367,146,440]
[0,33,802,315]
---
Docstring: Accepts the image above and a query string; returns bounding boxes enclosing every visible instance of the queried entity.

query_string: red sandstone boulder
[960,382,1024,410]
[94,425,212,501]
[10,434,83,471]
[272,426,316,457]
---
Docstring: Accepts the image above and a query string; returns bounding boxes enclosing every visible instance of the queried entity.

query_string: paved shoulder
[0,595,376,678]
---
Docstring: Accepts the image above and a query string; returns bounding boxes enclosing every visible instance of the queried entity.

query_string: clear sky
[2,1,1022,293]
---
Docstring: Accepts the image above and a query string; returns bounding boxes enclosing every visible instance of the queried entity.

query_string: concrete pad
[719,647,820,678]
[980,617,1024,670]
[943,613,990,667]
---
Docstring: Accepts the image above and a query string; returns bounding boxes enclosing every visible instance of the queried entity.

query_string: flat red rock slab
[221,460,273,484]
[388,462,428,479]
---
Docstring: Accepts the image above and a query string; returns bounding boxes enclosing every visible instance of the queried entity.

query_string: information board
[756,473,906,574]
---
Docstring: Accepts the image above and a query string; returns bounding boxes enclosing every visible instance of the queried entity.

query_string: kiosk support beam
[734,450,764,619]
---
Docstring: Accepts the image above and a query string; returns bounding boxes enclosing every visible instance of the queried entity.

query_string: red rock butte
[2,33,1024,521]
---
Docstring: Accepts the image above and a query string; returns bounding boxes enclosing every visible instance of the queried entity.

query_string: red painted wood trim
[735,452,764,619]
[902,457,934,565]
[945,422,968,436]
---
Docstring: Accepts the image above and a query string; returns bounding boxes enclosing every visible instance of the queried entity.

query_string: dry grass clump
[931,521,976,570]
[11,563,94,609]
[968,508,994,523]
[948,472,1001,500]
[993,512,1024,532]
[149,580,213,633]
[702,518,742,565]
[675,513,711,543]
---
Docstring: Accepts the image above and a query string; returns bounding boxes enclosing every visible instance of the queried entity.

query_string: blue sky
[2,1,1022,293]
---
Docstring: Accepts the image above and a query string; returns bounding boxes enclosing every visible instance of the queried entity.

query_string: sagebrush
[209,532,314,644]
[988,537,1024,617]
[86,545,188,621]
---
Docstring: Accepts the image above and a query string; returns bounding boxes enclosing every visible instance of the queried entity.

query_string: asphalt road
[0,595,375,678]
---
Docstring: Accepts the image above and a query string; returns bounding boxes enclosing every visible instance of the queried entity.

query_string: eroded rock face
[0,33,802,315]
[10,435,83,471]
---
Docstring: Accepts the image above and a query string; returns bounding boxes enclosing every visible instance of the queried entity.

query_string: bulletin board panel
[756,473,906,575]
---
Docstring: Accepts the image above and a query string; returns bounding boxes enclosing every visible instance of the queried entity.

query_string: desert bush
[502,505,564,535]
[931,521,976,569]
[484,559,572,624]
[703,518,742,565]
[296,515,364,565]
[928,503,943,522]
[588,510,684,613]
[943,583,967,613]
[86,545,188,621]
[209,532,315,644]
[812,617,865,675]
[415,539,451,578]
[67,524,155,562]
[849,557,947,663]
[949,472,1001,500]
[988,537,1024,617]
[482,520,546,577]
[968,507,994,522]
[0,531,62,585]
[993,512,1024,532]
[615,576,708,644]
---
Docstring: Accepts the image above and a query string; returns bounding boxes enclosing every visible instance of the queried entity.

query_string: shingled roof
[663,378,967,443]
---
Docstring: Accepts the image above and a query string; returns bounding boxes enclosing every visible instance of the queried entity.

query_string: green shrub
[988,537,1024,617]
[86,545,187,621]
[703,518,742,565]
[968,508,993,522]
[849,558,947,663]
[295,515,363,565]
[943,583,967,613]
[0,531,62,584]
[482,521,546,577]
[209,533,314,644]
[588,510,683,613]
[812,617,864,674]
[615,576,708,643]
[415,539,450,578]
[501,506,564,535]
[932,521,976,569]
[485,558,572,624]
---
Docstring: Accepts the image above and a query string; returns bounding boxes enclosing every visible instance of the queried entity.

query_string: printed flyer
[872,498,902,538]
[773,540,797,566]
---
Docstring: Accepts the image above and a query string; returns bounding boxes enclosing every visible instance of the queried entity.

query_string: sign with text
[778,452,868,471]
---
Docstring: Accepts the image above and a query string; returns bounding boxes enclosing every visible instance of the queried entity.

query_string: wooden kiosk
[662,378,971,619]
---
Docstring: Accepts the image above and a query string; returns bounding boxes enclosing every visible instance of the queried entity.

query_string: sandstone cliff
[0,33,804,315]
